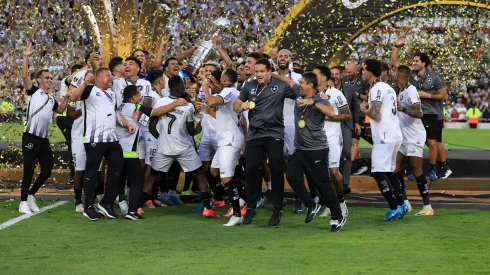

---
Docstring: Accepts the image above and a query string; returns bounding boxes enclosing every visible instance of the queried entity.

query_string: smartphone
[94,45,100,53]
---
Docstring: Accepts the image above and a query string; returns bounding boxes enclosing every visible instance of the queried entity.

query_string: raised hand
[395,35,406,47]
[23,41,34,57]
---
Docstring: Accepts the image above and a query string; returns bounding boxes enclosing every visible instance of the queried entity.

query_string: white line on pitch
[0,200,68,231]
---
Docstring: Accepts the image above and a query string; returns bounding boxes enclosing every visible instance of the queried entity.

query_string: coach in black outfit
[285,72,346,232]
[234,58,299,226]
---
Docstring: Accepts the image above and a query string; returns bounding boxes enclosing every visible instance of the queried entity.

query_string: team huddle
[18,35,443,232]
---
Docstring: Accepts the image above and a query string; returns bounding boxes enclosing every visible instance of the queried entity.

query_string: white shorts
[327,135,343,168]
[199,135,218,161]
[145,135,158,166]
[72,138,103,172]
[398,143,424,158]
[371,141,402,173]
[284,125,295,156]
[152,145,202,173]
[211,146,241,178]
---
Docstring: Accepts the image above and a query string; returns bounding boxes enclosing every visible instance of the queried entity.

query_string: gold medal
[249,101,256,109]
[298,119,306,128]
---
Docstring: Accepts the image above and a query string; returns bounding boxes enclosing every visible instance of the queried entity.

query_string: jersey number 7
[166,114,177,134]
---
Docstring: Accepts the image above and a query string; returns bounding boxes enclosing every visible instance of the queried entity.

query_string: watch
[312,97,319,106]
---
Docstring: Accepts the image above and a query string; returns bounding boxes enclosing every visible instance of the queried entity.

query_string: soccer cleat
[305,203,321,223]
[192,200,214,212]
[294,198,304,214]
[243,208,257,225]
[97,203,118,219]
[125,212,145,220]
[202,208,220,218]
[398,203,410,219]
[319,207,331,217]
[27,195,40,212]
[384,206,402,222]
[353,165,368,175]
[181,190,193,196]
[212,199,225,208]
[256,197,265,208]
[118,200,129,214]
[19,201,32,214]
[414,207,435,216]
[224,207,234,218]
[145,200,156,208]
[75,203,84,213]
[340,202,349,217]
[137,207,143,215]
[170,195,184,205]
[429,170,438,181]
[223,215,244,227]
[438,168,452,179]
[240,205,248,216]
[268,210,283,226]
[330,216,347,232]
[83,205,101,221]
[407,174,415,181]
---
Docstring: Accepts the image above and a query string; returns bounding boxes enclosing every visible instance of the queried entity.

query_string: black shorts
[421,114,440,141]
[436,120,443,142]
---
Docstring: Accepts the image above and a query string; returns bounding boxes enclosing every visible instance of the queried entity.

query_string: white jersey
[197,88,217,138]
[111,77,152,108]
[274,70,301,127]
[368,82,403,143]
[81,85,118,143]
[215,87,244,148]
[398,84,426,145]
[25,86,58,139]
[321,87,348,139]
[69,101,83,139]
[115,103,152,152]
[70,69,89,88]
[58,78,69,115]
[162,74,170,98]
[155,96,195,155]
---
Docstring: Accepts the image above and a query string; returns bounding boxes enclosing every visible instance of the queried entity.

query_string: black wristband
[394,43,404,48]
[312,98,319,106]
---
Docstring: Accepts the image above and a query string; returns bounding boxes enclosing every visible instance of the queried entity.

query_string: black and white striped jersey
[81,85,118,144]
[25,86,58,139]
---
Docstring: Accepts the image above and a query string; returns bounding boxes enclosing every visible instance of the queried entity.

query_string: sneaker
[97,203,118,219]
[223,215,244,226]
[243,208,257,225]
[414,207,435,216]
[340,202,349,217]
[305,203,321,223]
[294,198,304,214]
[330,216,347,232]
[27,195,40,212]
[212,198,225,208]
[256,197,265,208]
[384,206,402,222]
[319,207,331,217]
[224,207,234,218]
[83,205,101,221]
[240,204,248,216]
[19,201,32,214]
[438,168,452,179]
[353,165,368,175]
[125,211,145,220]
[202,208,220,218]
[118,200,129,214]
[145,200,156,208]
[170,195,184,205]
[75,203,84,213]
[343,185,352,195]
[429,170,438,181]
[268,209,283,226]
[407,174,415,181]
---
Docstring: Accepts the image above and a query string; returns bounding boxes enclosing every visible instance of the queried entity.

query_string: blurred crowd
[0,0,488,122]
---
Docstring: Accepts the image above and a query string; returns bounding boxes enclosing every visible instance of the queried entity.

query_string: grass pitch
[1,201,489,274]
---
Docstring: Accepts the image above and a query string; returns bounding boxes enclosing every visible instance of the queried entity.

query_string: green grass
[1,202,490,274]
[0,123,63,142]
[0,123,488,150]
[0,200,55,224]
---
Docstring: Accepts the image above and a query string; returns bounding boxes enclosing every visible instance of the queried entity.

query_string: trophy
[184,14,231,75]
